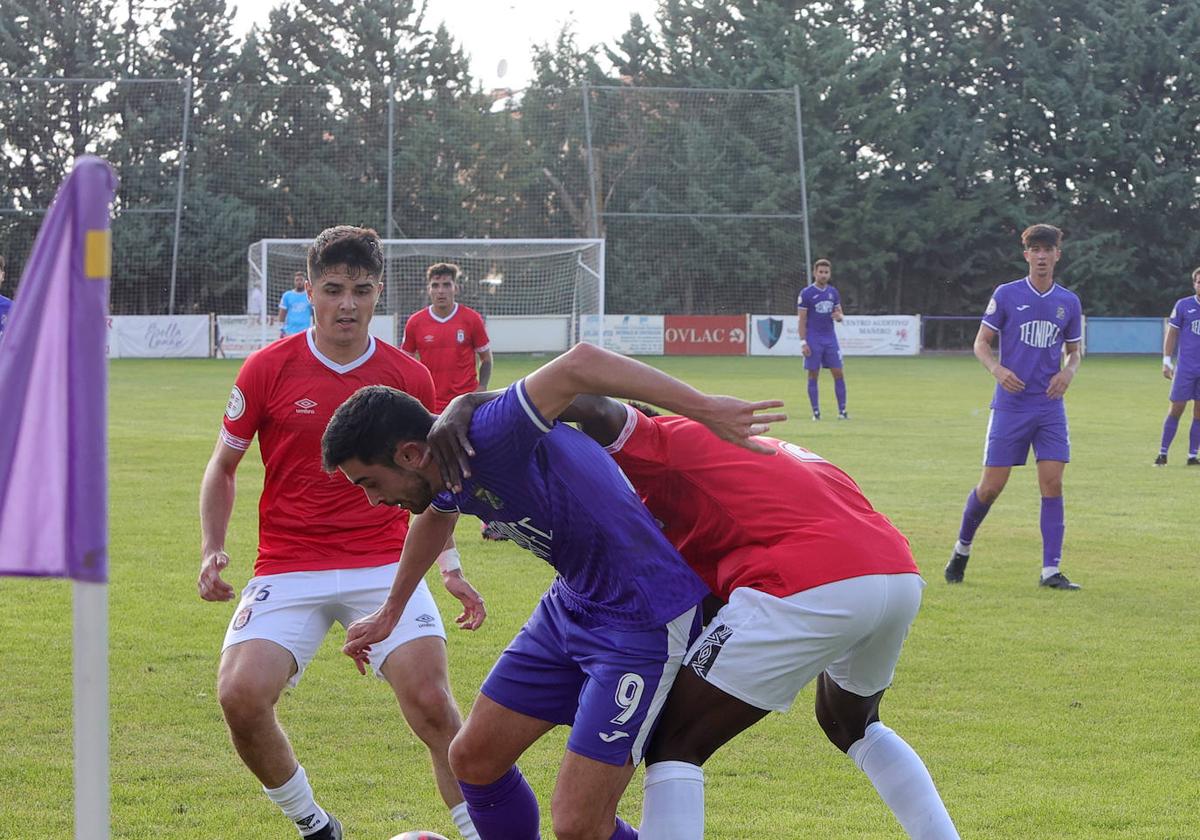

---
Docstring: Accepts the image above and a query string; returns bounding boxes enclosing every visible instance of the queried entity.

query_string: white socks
[451,801,480,839]
[953,540,971,557]
[640,760,705,839]
[264,764,330,836]
[848,723,959,840]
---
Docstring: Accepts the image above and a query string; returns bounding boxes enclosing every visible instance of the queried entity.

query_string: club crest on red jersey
[456,328,465,343]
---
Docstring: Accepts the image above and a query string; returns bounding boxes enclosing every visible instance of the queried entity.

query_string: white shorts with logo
[684,573,924,712]
[222,563,445,686]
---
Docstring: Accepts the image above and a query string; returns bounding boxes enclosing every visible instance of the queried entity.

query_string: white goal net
[235,238,604,357]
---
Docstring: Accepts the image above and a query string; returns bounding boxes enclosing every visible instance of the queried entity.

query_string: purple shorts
[804,336,843,371]
[480,587,701,766]
[983,405,1070,466]
[1169,371,1200,403]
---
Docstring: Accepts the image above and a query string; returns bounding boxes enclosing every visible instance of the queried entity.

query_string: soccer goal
[243,238,604,354]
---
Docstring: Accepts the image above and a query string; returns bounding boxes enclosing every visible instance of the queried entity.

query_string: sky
[232,0,659,90]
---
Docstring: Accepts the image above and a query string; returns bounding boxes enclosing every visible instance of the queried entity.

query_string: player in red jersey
[402,263,492,412]
[427,358,957,840]
[198,227,485,840]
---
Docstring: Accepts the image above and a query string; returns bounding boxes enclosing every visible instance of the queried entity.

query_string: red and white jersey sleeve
[218,332,436,577]
[402,304,490,410]
[606,404,917,600]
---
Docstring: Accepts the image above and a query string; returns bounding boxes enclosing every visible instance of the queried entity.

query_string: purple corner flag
[0,157,118,582]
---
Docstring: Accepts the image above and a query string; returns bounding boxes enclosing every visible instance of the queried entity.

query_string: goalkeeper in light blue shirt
[277,271,312,336]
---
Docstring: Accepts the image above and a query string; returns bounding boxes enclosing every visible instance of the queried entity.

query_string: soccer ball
[390,833,451,840]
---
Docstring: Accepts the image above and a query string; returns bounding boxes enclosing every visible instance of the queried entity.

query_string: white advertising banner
[749,314,921,356]
[580,314,665,355]
[215,315,397,358]
[486,315,571,353]
[108,315,211,358]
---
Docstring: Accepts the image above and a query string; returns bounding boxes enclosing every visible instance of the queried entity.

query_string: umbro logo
[416,613,436,628]
[1017,304,1031,311]
[294,398,317,415]
[598,731,630,743]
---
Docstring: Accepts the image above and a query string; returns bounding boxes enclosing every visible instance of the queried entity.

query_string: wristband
[436,548,462,574]
[799,338,807,347]
[1164,355,1174,368]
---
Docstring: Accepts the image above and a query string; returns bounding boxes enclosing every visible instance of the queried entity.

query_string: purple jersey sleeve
[981,286,1007,333]
[1064,298,1082,343]
[1169,300,1184,331]
[832,287,841,309]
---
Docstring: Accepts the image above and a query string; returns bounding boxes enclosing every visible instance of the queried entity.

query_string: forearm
[200,464,236,555]
[548,343,711,421]
[974,338,998,373]
[385,510,458,611]
[1063,347,1082,374]
[1164,330,1178,359]
[797,310,807,341]
[477,355,492,390]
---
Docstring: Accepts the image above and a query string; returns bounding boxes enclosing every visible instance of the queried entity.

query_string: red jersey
[402,304,490,410]
[605,404,918,600]
[220,331,436,576]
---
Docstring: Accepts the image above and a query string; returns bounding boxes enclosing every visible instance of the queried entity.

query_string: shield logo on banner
[756,317,783,349]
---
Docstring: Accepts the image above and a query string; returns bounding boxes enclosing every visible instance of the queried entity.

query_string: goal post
[244,238,605,355]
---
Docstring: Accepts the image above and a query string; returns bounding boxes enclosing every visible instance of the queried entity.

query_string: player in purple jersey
[1154,267,1200,466]
[946,224,1083,590]
[797,258,848,420]
[322,342,783,840]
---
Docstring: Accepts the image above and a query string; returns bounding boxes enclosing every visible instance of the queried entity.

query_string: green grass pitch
[1,354,1197,839]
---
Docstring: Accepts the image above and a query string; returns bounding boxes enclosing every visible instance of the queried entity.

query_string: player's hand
[991,365,1026,393]
[694,395,788,455]
[425,397,479,492]
[1163,364,1175,380]
[343,604,402,675]
[800,343,811,357]
[198,550,235,602]
[441,570,487,631]
[1046,368,1074,399]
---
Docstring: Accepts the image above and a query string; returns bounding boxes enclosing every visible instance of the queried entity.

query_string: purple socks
[1190,420,1200,456]
[459,766,541,840]
[957,489,992,545]
[1040,496,1065,568]
[807,378,819,413]
[834,378,847,413]
[1160,415,1180,455]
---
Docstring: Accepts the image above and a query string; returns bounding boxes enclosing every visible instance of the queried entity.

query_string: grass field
[2,353,1198,840]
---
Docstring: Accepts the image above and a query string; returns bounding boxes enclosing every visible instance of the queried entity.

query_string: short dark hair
[813,259,832,270]
[426,262,460,283]
[1021,224,1063,249]
[308,226,384,281]
[629,401,661,417]
[321,385,433,471]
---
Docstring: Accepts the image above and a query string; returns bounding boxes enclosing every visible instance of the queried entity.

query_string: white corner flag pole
[74,580,109,840]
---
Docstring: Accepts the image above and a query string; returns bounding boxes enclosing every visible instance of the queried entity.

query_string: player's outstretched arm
[198,440,245,602]
[343,508,459,672]
[974,324,1025,393]
[523,342,786,453]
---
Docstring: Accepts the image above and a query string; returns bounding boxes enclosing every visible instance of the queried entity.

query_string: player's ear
[393,441,424,468]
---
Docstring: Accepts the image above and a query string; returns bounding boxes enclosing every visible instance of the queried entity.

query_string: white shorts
[221,563,445,686]
[684,573,924,712]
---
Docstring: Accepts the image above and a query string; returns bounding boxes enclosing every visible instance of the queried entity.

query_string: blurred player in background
[1154,266,1200,466]
[329,342,779,840]
[403,263,499,539]
[198,226,484,840]
[403,262,492,411]
[797,258,847,420]
[0,256,11,342]
[946,224,1083,590]
[278,270,313,336]
[430,393,958,840]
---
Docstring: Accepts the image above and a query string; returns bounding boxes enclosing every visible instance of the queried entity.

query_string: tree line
[1,0,1197,316]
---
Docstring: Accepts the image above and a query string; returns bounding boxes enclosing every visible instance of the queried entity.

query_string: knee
[448,729,500,785]
[217,672,278,734]
[645,727,712,767]
[975,484,1001,505]
[402,683,462,744]
[815,699,866,754]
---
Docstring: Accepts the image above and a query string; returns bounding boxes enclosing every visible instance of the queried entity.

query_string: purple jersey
[798,284,841,339]
[431,380,708,631]
[981,278,1082,411]
[1168,295,1200,377]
